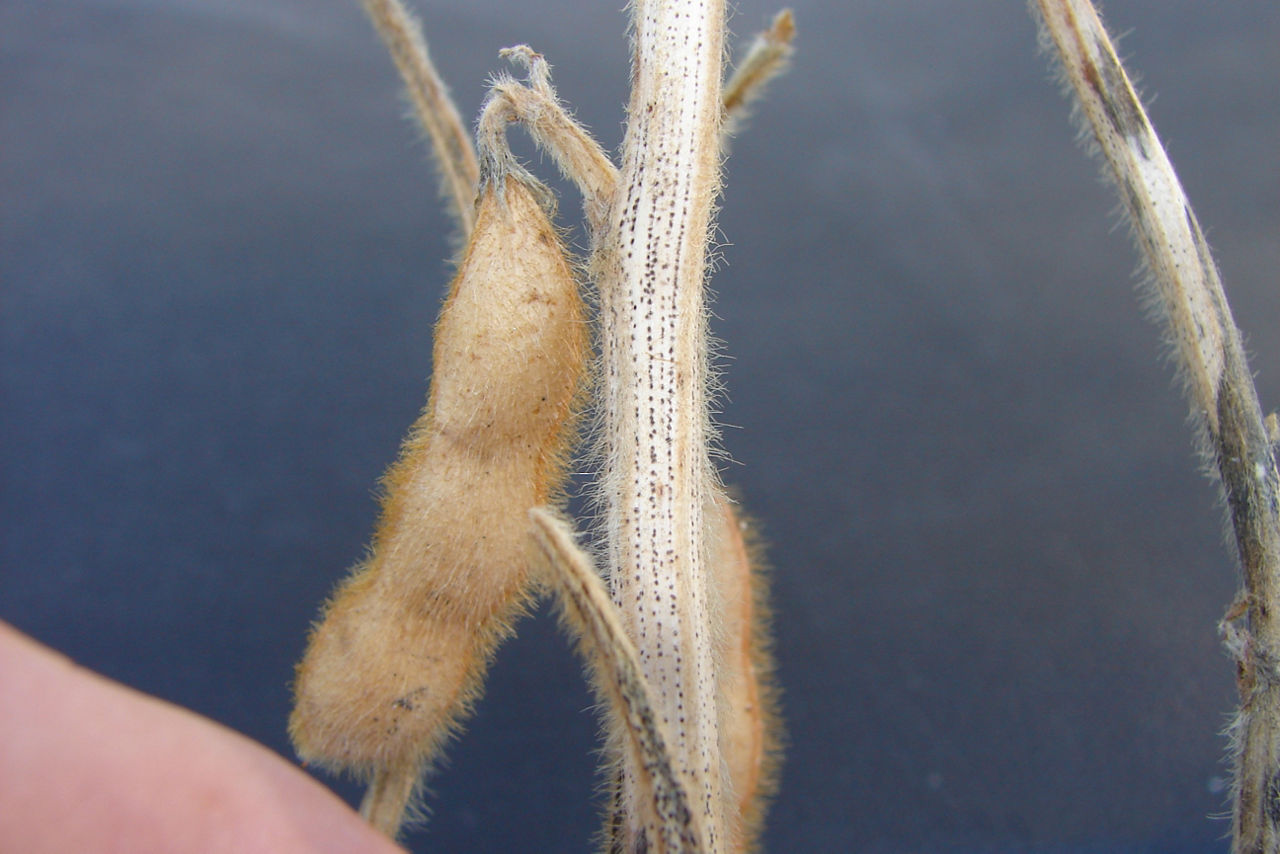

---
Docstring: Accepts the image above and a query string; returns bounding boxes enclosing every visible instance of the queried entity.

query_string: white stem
[596,0,727,849]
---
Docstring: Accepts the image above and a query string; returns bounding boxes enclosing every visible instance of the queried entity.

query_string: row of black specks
[601,0,726,847]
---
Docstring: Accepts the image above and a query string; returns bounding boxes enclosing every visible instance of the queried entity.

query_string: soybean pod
[289,155,586,827]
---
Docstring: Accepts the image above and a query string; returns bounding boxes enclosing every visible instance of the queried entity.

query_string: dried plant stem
[530,509,701,853]
[484,32,786,849]
[1031,2,1280,850]
[722,10,795,139]
[358,755,420,835]
[595,0,728,849]
[361,0,480,233]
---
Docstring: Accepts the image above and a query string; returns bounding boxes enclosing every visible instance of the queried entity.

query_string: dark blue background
[4,1,1279,850]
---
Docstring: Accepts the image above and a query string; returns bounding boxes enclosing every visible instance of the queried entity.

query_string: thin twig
[359,755,421,837]
[530,509,701,853]
[722,10,796,140]
[1031,3,1280,850]
[361,0,480,233]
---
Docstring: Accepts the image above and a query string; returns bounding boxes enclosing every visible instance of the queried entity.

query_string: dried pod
[289,168,586,824]
[707,495,781,851]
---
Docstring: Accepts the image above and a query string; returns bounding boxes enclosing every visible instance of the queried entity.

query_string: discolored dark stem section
[1031,2,1280,850]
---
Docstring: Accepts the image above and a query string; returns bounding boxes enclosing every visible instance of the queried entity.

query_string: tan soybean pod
[708,495,781,852]
[289,170,586,779]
